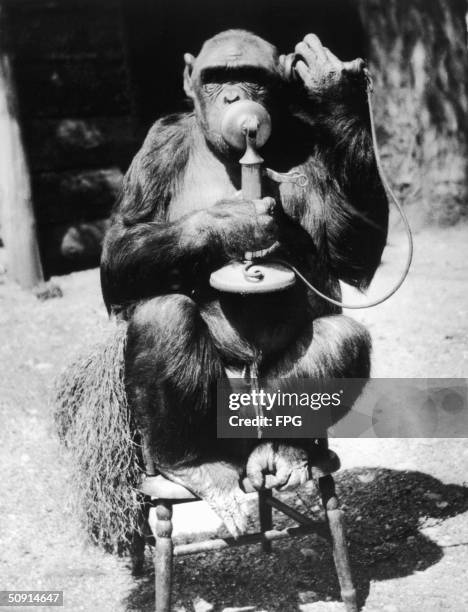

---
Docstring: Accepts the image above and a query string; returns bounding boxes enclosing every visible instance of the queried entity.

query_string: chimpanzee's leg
[263,314,371,380]
[264,314,371,437]
[246,315,370,492]
[125,294,249,536]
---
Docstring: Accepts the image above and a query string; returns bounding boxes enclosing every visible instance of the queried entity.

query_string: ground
[0,223,467,612]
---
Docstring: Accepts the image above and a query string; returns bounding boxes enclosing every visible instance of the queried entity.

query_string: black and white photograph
[0,1,467,611]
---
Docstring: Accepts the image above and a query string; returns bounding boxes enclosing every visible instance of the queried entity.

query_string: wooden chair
[138,440,358,612]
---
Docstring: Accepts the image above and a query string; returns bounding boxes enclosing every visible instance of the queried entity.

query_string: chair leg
[319,474,358,612]
[258,490,273,553]
[153,501,173,612]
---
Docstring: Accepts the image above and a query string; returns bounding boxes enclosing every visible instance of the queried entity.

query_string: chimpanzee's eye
[200,67,275,95]
[202,83,222,96]
[244,82,267,95]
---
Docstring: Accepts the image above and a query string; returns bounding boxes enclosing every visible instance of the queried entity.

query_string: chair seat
[139,449,340,500]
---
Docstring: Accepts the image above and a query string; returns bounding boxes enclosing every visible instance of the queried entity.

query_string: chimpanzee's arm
[309,94,388,290]
[101,213,221,313]
[100,114,276,313]
[101,202,276,313]
[289,34,389,289]
[100,115,214,312]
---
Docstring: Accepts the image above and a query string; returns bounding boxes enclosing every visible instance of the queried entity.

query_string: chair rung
[265,495,321,528]
[173,523,330,557]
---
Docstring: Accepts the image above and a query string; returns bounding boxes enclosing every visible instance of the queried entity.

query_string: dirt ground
[1,223,467,612]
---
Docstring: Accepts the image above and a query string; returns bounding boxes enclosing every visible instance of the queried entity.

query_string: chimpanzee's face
[196,67,277,148]
[183,33,283,156]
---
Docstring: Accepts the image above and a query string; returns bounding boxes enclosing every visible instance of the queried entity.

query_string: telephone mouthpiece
[221,100,272,150]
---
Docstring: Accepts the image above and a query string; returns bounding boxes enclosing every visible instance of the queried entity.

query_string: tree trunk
[356,0,468,224]
[0,6,44,288]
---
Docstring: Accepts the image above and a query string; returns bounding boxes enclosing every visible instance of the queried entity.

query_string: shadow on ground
[124,467,468,611]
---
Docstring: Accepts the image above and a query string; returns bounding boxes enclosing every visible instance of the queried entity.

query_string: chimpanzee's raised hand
[280,33,366,100]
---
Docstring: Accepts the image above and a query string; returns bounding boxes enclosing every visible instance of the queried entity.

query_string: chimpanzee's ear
[183,53,195,99]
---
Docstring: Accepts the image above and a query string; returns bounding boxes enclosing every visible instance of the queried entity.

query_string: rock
[298,590,319,603]
[193,597,214,612]
[33,281,63,301]
[358,472,376,483]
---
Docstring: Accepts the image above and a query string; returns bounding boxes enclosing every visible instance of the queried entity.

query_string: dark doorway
[123,0,366,132]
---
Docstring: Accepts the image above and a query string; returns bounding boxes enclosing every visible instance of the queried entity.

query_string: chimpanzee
[100,30,388,536]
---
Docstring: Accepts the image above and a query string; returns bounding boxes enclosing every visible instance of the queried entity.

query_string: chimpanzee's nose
[224,90,241,104]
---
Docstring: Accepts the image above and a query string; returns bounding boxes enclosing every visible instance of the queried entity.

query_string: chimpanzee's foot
[160,461,249,538]
[246,442,311,492]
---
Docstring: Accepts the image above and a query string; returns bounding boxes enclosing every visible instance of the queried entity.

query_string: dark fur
[100,30,388,533]
[101,105,387,311]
